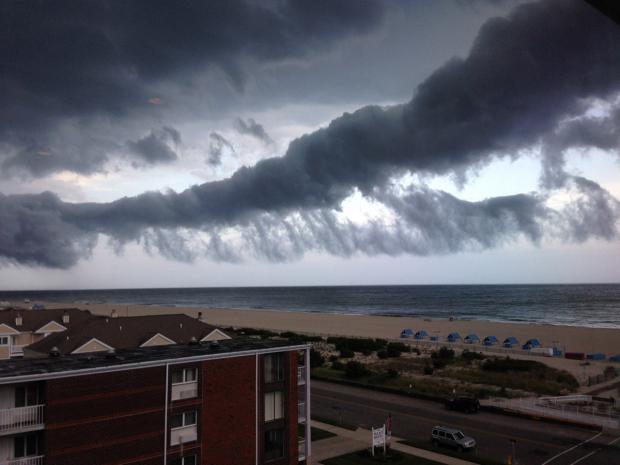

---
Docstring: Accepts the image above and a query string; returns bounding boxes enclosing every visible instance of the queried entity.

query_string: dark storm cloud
[1,0,386,177]
[126,126,181,166]
[1,0,619,268]
[207,133,235,166]
[234,118,274,145]
[540,105,620,189]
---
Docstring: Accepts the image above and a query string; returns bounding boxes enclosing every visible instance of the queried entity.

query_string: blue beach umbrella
[465,334,480,343]
[400,328,414,338]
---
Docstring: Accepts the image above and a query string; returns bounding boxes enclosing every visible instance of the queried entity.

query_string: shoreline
[14,300,620,356]
[8,300,620,329]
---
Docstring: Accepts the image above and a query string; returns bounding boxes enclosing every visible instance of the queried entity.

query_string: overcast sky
[1,0,619,290]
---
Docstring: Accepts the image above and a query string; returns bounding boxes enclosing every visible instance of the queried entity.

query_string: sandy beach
[21,300,620,357]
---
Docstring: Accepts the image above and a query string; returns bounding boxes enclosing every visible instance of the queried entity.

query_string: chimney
[15,313,23,327]
[62,310,70,324]
[111,309,118,318]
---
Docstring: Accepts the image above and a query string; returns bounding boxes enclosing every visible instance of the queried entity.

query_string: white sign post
[371,424,386,456]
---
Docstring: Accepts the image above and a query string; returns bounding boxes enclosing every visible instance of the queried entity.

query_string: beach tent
[609,354,620,363]
[587,353,606,361]
[464,334,480,344]
[447,332,461,342]
[522,338,541,350]
[483,336,498,346]
[400,328,414,338]
[414,330,429,340]
[503,336,519,348]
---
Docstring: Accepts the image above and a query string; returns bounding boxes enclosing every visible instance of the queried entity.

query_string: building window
[171,367,198,384]
[264,353,284,383]
[0,336,9,346]
[14,434,38,458]
[264,428,285,461]
[170,410,197,429]
[264,391,284,422]
[15,385,39,407]
[171,456,197,465]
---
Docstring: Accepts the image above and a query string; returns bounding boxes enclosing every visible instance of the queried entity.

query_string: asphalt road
[311,380,620,465]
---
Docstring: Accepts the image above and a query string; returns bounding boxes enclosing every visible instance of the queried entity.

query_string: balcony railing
[1,455,45,465]
[298,440,306,461]
[0,405,45,436]
[170,425,197,446]
[9,345,25,358]
[297,366,306,385]
[298,401,306,423]
[171,381,198,401]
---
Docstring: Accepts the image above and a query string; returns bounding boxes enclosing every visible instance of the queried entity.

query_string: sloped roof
[0,307,94,332]
[27,314,226,355]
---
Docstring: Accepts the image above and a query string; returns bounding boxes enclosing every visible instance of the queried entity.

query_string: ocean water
[1,284,619,328]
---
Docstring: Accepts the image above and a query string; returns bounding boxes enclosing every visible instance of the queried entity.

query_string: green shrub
[345,361,371,379]
[461,350,485,361]
[555,371,579,388]
[386,342,406,357]
[377,350,389,359]
[432,358,447,369]
[482,357,545,372]
[340,348,355,358]
[332,360,345,370]
[423,364,434,375]
[432,347,455,360]
[386,368,399,379]
[328,355,339,362]
[310,348,325,368]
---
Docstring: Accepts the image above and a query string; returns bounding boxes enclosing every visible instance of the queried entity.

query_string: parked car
[445,396,480,413]
[431,426,476,451]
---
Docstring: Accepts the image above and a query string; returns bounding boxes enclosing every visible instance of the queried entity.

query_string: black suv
[445,396,480,413]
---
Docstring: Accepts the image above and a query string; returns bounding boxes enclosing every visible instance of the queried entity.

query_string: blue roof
[465,334,480,341]
[414,330,428,339]
[401,328,414,337]
[484,335,498,341]
[504,336,519,343]
[525,338,541,345]
[447,332,461,340]
[610,354,620,362]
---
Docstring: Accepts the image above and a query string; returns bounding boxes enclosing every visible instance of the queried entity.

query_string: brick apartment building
[0,338,311,465]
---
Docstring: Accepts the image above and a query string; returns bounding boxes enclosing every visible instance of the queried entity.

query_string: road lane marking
[567,435,620,464]
[540,431,603,465]
[313,392,573,450]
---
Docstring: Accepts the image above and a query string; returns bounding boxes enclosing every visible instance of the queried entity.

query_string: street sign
[371,425,386,456]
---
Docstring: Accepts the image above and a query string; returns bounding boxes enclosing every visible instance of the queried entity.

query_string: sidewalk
[311,420,477,465]
[482,397,620,430]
